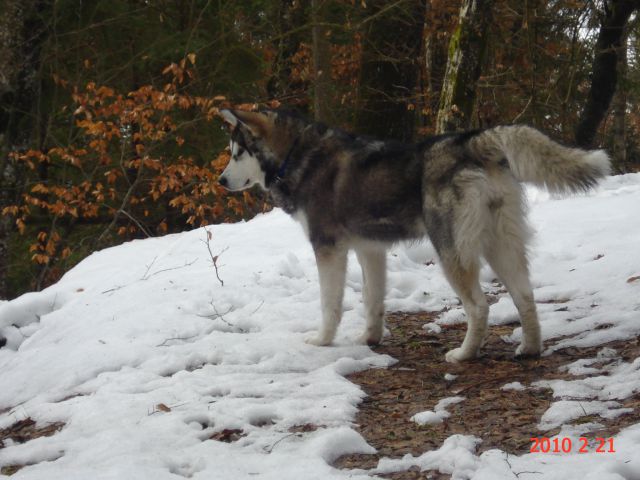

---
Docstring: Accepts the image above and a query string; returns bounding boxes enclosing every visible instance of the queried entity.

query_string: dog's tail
[476,125,611,193]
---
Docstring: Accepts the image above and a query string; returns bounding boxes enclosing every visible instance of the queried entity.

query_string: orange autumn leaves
[3,55,264,266]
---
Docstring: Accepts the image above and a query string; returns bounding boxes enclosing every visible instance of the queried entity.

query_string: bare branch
[202,228,228,287]
[141,258,198,281]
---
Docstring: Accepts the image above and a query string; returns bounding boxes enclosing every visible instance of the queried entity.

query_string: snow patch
[411,396,465,426]
[376,434,481,478]
[501,381,526,391]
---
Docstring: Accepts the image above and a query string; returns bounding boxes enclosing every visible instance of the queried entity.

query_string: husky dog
[218,109,610,362]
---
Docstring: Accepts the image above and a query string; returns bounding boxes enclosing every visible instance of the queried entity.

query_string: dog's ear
[219,109,272,138]
[219,109,239,128]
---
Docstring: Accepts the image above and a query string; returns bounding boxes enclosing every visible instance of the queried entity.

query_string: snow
[411,396,465,425]
[1,173,640,479]
[375,435,482,478]
[423,321,442,333]
[501,381,526,391]
[538,400,632,431]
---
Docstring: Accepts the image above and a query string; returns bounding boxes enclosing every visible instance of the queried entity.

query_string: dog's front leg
[305,245,348,346]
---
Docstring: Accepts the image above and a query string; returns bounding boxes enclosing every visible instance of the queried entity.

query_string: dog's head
[218,109,299,191]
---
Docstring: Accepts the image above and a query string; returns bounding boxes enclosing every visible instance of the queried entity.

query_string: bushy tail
[477,125,611,193]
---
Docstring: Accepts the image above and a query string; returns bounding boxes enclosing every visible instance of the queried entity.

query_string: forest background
[0,0,638,300]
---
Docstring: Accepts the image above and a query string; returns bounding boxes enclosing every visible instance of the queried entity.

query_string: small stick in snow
[142,258,198,280]
[197,303,245,333]
[250,300,265,315]
[264,432,299,453]
[212,303,246,333]
[156,334,198,347]
[101,285,124,295]
[202,228,228,287]
[578,401,588,416]
[142,256,158,280]
[505,453,542,478]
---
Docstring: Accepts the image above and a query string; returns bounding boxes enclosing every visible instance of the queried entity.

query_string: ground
[3,310,638,478]
[334,311,640,478]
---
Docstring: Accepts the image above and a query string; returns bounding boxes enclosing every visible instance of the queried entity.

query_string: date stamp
[530,437,615,454]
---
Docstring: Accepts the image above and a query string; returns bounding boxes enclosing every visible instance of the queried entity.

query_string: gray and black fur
[219,108,610,362]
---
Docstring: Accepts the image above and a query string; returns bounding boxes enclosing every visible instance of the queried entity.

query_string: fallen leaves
[0,418,65,448]
[335,311,640,478]
[210,429,246,443]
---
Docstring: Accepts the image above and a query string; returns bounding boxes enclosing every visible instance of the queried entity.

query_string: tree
[311,0,334,123]
[0,0,50,298]
[575,0,638,148]
[436,0,493,133]
[265,1,310,107]
[354,0,424,141]
[611,24,629,170]
[3,0,640,299]
[420,0,459,134]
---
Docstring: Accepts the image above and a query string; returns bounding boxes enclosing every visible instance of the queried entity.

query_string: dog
[218,108,610,362]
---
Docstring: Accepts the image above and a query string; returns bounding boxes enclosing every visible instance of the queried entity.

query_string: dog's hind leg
[355,247,386,345]
[484,203,541,357]
[305,246,348,346]
[440,254,489,363]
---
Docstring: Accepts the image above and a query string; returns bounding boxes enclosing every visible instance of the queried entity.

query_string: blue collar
[275,137,300,181]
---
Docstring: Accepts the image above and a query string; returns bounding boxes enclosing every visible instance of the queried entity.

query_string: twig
[141,256,158,280]
[264,433,299,453]
[506,452,543,478]
[198,302,246,333]
[212,304,246,333]
[156,335,198,347]
[101,285,124,294]
[514,471,543,478]
[512,96,532,123]
[197,304,234,320]
[202,228,228,286]
[97,149,145,245]
[141,258,198,280]
[505,452,515,477]
[578,402,588,416]
[119,209,152,238]
[250,300,265,315]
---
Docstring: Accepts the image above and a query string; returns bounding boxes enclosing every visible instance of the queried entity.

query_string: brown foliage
[3,55,268,273]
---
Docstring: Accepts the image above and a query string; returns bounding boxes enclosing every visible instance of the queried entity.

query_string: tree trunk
[421,0,453,133]
[575,0,637,148]
[0,0,49,298]
[436,0,493,134]
[311,0,335,124]
[266,1,308,106]
[0,140,12,299]
[611,26,628,171]
[354,0,424,142]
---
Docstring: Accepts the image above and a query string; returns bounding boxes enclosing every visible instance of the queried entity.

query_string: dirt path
[335,311,640,479]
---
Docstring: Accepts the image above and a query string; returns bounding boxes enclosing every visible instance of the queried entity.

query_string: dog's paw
[445,347,477,363]
[357,328,383,346]
[304,333,333,347]
[357,333,382,346]
[515,341,542,358]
